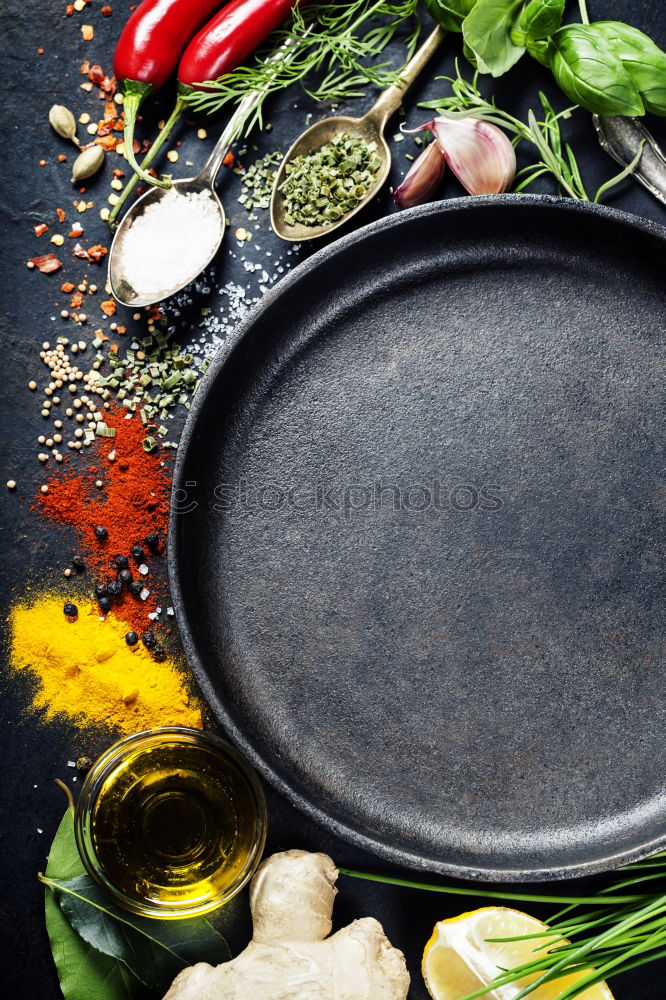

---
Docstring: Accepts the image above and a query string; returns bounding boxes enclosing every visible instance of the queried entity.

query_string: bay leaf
[44,872,230,991]
[44,808,145,1000]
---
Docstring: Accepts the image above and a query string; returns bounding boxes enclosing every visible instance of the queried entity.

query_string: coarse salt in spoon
[108,92,256,307]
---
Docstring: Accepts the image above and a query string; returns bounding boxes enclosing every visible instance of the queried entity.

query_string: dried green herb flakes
[279,134,381,227]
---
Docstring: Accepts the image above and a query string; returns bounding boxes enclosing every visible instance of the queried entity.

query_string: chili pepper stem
[109,97,187,227]
[121,81,171,191]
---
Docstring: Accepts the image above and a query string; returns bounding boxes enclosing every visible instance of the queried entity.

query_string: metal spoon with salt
[108,89,258,307]
[270,26,444,243]
[108,38,301,308]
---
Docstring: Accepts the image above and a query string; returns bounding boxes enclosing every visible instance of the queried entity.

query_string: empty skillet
[169,195,666,881]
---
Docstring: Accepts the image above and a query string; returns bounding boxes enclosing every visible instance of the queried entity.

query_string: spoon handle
[363,26,445,131]
[197,36,304,187]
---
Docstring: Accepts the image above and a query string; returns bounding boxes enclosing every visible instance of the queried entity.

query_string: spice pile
[279,134,382,227]
[113,188,223,301]
[35,403,171,630]
[10,594,202,733]
[237,149,283,214]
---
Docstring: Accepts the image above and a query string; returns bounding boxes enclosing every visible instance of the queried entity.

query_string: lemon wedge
[422,906,614,1000]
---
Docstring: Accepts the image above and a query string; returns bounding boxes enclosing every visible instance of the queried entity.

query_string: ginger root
[163,849,410,1000]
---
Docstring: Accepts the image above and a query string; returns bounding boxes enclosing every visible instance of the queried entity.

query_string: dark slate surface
[0,2,664,999]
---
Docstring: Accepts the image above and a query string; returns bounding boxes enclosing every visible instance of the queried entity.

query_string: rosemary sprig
[183,0,422,137]
[419,64,643,203]
[341,850,666,999]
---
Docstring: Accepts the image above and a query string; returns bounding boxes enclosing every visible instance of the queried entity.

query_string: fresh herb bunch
[420,64,645,202]
[184,0,422,136]
[342,850,666,999]
[425,0,666,117]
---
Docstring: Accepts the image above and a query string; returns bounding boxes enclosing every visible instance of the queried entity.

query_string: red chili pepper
[113,0,227,186]
[178,0,305,89]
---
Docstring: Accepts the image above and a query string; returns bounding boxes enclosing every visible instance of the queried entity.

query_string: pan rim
[169,193,666,881]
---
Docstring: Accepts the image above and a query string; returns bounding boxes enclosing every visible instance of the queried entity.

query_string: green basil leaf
[548,24,645,116]
[462,0,525,77]
[463,40,480,69]
[424,0,476,33]
[44,873,231,993]
[526,36,550,67]
[519,0,565,41]
[44,809,146,1000]
[593,20,666,116]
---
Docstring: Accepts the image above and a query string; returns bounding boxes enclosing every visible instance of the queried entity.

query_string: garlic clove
[429,117,516,195]
[394,141,447,209]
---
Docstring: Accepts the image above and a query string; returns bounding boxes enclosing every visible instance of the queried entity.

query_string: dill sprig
[340,850,666,999]
[183,0,422,138]
[420,64,644,203]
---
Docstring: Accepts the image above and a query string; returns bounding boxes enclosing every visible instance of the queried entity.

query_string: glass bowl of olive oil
[75,727,267,918]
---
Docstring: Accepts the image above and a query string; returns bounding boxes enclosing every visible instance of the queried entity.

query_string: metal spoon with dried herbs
[279,134,382,227]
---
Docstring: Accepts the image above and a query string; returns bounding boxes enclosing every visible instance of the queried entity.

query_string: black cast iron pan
[169,195,666,881]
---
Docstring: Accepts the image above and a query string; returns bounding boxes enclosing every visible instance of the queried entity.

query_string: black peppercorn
[142,631,157,650]
[115,554,129,570]
[125,631,139,647]
[119,568,133,585]
[144,533,159,552]
[94,525,108,541]
[95,582,108,597]
[152,643,166,661]
[130,544,144,562]
[63,602,78,619]
[72,555,85,571]
[106,580,122,598]
[129,580,143,597]
[98,596,112,613]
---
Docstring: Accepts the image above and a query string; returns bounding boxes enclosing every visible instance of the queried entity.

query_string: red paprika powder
[36,405,172,630]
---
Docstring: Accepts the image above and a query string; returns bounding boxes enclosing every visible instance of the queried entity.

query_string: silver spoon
[108,41,298,307]
[270,26,444,243]
[593,114,666,207]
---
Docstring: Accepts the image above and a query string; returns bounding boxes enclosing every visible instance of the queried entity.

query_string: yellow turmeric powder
[10,593,203,733]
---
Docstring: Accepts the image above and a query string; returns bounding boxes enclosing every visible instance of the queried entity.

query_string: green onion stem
[513,896,666,999]
[338,869,653,906]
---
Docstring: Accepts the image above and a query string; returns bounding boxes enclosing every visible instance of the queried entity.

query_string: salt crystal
[114,189,222,300]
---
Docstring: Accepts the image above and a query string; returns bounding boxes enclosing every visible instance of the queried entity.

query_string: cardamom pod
[49,104,79,147]
[71,145,105,184]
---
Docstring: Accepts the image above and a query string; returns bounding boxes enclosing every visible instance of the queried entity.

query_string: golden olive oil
[89,736,264,913]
